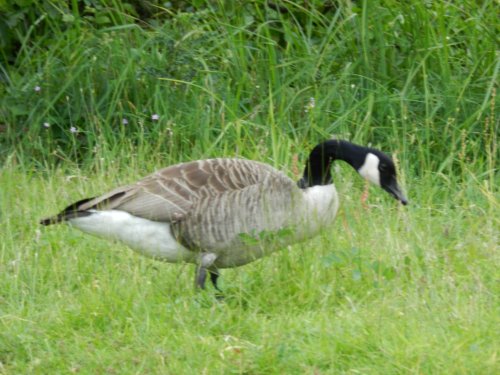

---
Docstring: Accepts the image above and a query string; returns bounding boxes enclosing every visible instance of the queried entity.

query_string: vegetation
[0,1,498,373]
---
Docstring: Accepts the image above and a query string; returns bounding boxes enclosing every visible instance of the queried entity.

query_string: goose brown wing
[77,158,286,223]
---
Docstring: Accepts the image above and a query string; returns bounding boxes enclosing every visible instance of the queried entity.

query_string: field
[0,1,498,373]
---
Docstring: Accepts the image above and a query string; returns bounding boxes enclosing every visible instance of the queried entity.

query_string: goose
[40,140,407,291]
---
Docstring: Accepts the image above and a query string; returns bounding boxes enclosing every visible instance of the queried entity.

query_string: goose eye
[379,164,386,171]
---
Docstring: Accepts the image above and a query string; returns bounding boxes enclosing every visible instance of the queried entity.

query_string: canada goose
[41,140,407,291]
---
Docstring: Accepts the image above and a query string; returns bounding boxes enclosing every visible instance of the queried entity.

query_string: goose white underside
[69,210,196,263]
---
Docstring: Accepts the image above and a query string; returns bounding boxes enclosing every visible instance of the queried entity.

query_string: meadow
[0,1,498,373]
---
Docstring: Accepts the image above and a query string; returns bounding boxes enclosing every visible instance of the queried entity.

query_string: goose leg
[209,269,222,292]
[195,266,208,289]
[195,253,217,290]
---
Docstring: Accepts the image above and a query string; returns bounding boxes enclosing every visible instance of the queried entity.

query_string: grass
[0,166,498,374]
[0,0,498,373]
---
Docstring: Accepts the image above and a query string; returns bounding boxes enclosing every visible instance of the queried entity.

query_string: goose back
[78,158,283,223]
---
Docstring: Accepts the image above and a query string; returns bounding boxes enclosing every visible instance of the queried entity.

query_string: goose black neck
[298,140,367,188]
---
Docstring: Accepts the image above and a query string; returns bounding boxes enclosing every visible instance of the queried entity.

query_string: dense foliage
[1,0,497,177]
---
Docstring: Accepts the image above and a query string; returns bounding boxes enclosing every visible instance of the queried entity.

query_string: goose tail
[40,197,95,226]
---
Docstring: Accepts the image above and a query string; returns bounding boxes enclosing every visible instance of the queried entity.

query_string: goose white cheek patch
[358,153,381,186]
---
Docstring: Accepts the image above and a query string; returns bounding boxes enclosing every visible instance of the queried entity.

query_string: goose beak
[384,181,408,205]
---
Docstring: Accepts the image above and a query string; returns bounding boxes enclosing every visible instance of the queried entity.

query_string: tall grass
[1,1,497,175]
[0,1,498,373]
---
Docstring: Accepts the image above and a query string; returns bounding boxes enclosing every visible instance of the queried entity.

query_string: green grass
[1,165,498,374]
[0,0,499,373]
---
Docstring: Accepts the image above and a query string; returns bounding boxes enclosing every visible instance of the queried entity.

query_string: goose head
[298,140,408,205]
[357,149,408,205]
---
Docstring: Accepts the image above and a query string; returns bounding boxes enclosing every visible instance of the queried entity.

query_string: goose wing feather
[77,158,291,223]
